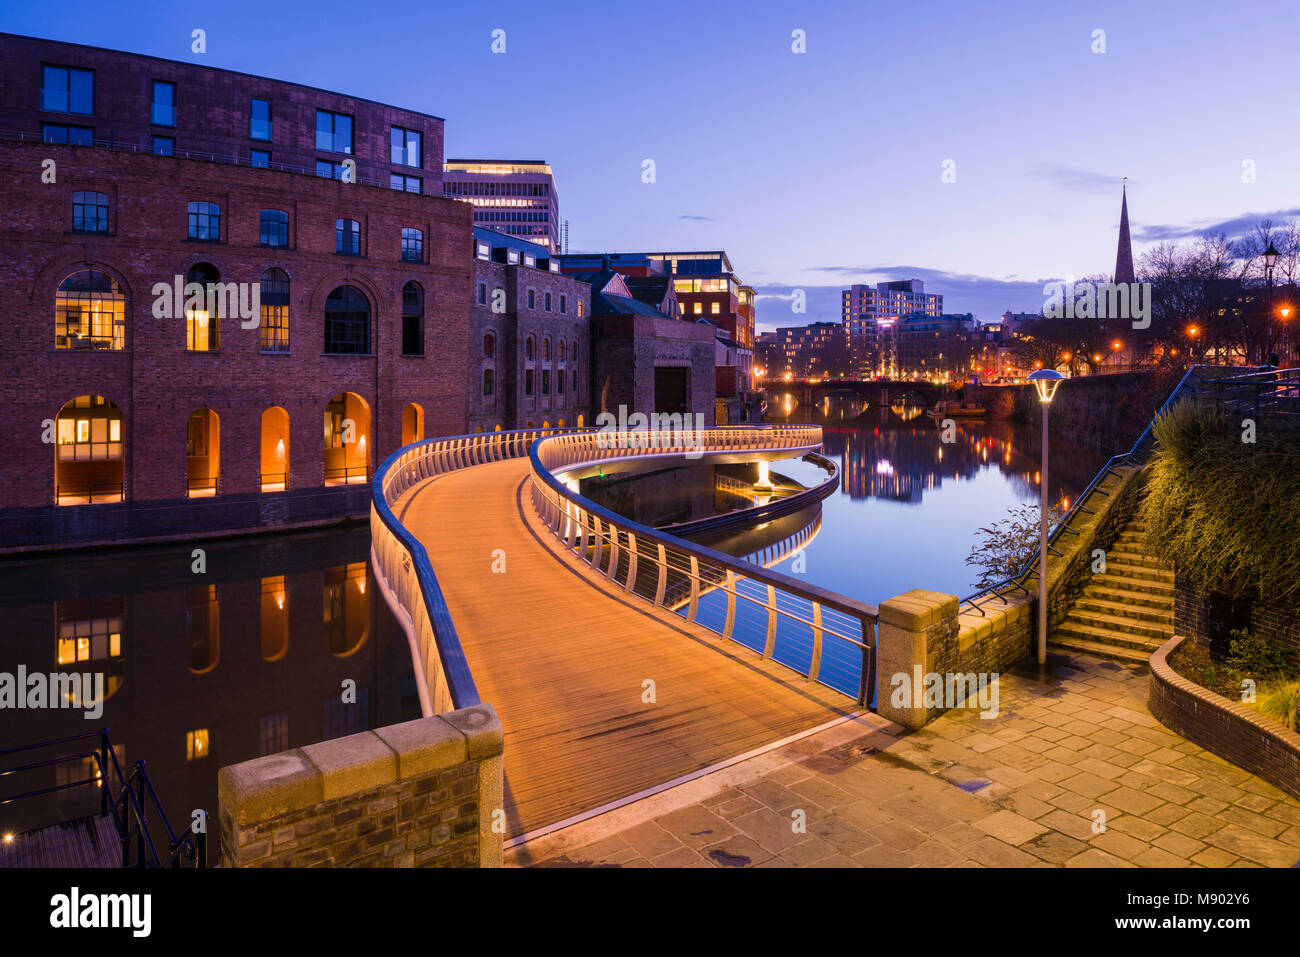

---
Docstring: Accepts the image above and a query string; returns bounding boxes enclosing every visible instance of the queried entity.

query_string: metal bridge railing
[959,363,1221,617]
[370,427,580,715]
[528,427,878,705]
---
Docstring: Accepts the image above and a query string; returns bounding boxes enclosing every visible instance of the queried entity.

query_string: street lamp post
[1027,369,1065,664]
[1264,241,1279,366]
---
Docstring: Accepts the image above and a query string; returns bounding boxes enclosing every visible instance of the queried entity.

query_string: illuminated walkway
[395,458,853,839]
[512,650,1300,868]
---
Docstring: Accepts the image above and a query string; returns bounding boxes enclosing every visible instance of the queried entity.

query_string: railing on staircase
[0,728,206,868]
[959,364,1212,617]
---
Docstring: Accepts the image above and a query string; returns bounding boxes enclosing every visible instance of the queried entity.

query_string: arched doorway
[260,407,289,491]
[401,402,424,446]
[54,395,124,504]
[324,392,370,485]
[186,408,220,496]
[577,414,584,427]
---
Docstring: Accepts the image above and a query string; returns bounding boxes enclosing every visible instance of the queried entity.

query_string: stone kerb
[218,705,504,868]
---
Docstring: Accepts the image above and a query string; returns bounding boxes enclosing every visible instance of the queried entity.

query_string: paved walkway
[396,459,852,839]
[510,650,1300,868]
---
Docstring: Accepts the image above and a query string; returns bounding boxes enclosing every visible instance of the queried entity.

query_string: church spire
[1114,180,1135,285]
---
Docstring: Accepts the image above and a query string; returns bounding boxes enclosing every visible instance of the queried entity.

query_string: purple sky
[7,0,1298,329]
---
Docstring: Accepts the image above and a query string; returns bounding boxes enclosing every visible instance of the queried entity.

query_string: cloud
[677,214,714,221]
[1135,208,1300,242]
[1026,163,1123,193]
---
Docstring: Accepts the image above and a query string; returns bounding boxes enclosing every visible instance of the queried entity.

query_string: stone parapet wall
[218,705,503,868]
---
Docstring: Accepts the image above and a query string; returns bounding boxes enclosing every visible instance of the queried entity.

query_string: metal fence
[528,427,878,704]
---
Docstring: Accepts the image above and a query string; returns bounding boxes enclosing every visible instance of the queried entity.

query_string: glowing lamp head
[1027,369,1065,404]
[1264,241,1279,269]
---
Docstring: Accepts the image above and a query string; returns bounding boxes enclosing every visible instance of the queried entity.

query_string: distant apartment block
[443,159,559,250]
[755,323,852,379]
[842,280,942,376]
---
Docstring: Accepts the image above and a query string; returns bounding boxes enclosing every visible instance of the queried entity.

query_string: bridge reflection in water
[374,427,866,843]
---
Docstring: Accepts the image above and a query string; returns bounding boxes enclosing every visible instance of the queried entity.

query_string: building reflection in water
[770,393,1107,511]
[0,525,417,855]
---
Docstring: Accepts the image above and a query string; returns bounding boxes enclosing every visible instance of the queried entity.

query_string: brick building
[467,228,591,432]
[0,34,471,546]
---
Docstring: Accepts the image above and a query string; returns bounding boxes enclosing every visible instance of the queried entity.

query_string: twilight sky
[8,0,1300,329]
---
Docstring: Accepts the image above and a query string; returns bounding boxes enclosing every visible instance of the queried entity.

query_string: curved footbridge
[372,426,877,842]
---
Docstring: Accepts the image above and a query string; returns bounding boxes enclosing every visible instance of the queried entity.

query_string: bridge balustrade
[528,427,878,704]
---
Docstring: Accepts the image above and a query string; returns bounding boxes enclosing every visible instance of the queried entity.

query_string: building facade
[755,323,852,379]
[0,34,471,545]
[557,250,756,395]
[442,159,560,250]
[842,280,943,376]
[468,228,591,432]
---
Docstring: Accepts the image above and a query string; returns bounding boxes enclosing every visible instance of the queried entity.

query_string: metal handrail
[959,363,1214,616]
[527,427,878,705]
[371,427,585,715]
[0,728,205,868]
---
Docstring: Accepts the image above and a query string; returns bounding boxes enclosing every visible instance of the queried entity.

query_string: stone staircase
[1049,514,1174,665]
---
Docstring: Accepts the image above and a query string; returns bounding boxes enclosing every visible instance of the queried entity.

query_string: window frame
[335,218,361,257]
[71,191,109,234]
[315,109,354,155]
[41,65,94,115]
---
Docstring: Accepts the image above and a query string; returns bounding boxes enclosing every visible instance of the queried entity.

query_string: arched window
[543,338,551,361]
[525,336,535,361]
[483,332,496,358]
[55,270,124,350]
[72,191,109,233]
[260,209,289,247]
[260,268,290,352]
[401,282,423,356]
[558,340,566,361]
[186,408,220,497]
[324,285,370,354]
[54,395,124,504]
[187,201,221,241]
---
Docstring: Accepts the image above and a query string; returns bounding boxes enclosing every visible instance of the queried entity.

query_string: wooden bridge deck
[395,458,854,840]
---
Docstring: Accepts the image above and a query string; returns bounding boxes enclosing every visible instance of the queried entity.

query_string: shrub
[966,503,1067,591]
[1142,400,1300,609]
[1227,628,1295,681]
[1259,682,1300,732]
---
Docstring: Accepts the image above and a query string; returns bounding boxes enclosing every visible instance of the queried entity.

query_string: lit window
[55,270,124,350]
[186,729,209,761]
[259,268,290,352]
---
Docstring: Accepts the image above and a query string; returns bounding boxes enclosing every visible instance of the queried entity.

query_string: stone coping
[1150,635,1300,800]
[219,705,502,827]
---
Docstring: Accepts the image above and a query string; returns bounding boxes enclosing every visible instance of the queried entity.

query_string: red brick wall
[0,33,445,191]
[0,140,471,509]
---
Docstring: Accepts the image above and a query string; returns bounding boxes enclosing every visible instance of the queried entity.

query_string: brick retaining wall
[1149,636,1300,802]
